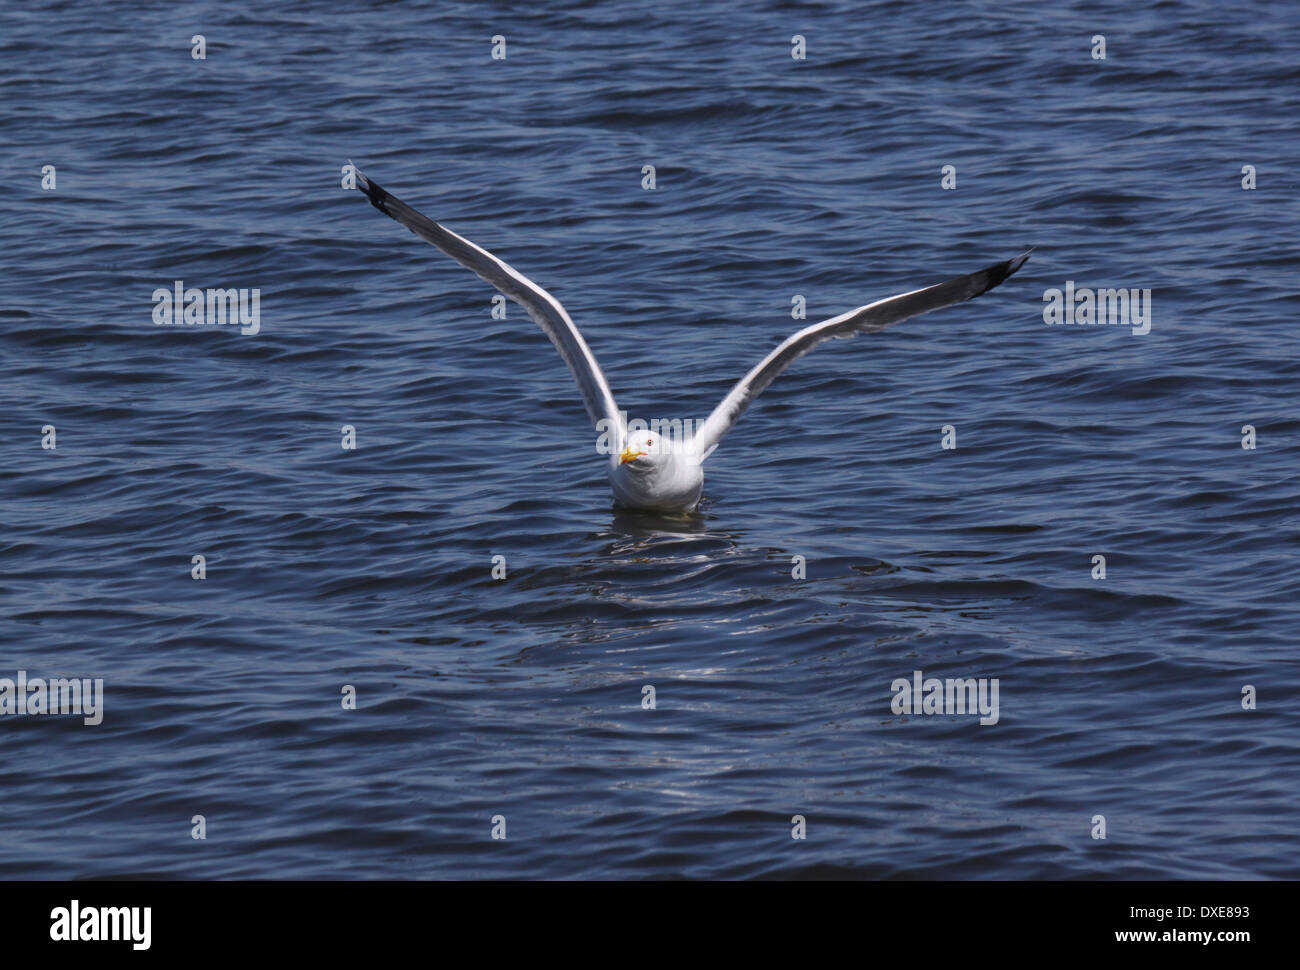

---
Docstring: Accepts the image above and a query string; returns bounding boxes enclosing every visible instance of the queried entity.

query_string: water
[1,0,1298,879]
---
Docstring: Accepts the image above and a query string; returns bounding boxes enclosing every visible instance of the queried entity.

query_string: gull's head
[618,428,668,472]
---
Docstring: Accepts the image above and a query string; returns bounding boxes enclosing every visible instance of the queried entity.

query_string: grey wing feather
[692,250,1031,458]
[352,166,622,433]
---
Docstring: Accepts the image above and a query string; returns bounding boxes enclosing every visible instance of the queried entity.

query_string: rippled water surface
[2,0,1298,878]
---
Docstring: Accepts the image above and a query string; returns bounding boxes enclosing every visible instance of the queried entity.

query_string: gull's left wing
[691,250,1031,459]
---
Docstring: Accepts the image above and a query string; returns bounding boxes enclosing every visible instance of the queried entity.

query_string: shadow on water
[605,503,717,537]
[593,500,749,557]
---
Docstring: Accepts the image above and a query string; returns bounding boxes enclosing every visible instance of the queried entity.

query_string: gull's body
[352,167,1029,513]
[607,432,703,513]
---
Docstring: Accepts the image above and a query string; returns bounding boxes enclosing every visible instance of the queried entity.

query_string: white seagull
[353,168,1029,513]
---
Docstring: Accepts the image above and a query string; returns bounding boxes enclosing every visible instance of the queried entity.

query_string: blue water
[2,0,1298,879]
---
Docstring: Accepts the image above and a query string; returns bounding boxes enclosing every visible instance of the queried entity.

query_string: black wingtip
[1006,248,1033,273]
[981,248,1033,293]
[351,165,394,216]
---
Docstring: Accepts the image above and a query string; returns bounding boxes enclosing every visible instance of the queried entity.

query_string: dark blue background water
[2,0,1297,878]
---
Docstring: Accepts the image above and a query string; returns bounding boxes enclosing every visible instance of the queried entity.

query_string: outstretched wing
[691,250,1031,459]
[352,166,622,434]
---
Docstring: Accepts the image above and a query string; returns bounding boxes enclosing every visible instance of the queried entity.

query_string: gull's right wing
[352,165,623,435]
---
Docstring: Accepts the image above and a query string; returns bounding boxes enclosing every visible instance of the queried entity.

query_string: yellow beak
[619,447,646,465]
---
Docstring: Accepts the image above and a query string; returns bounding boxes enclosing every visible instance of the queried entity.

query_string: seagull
[352,167,1029,513]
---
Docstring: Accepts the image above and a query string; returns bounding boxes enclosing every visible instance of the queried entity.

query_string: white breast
[608,453,704,512]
